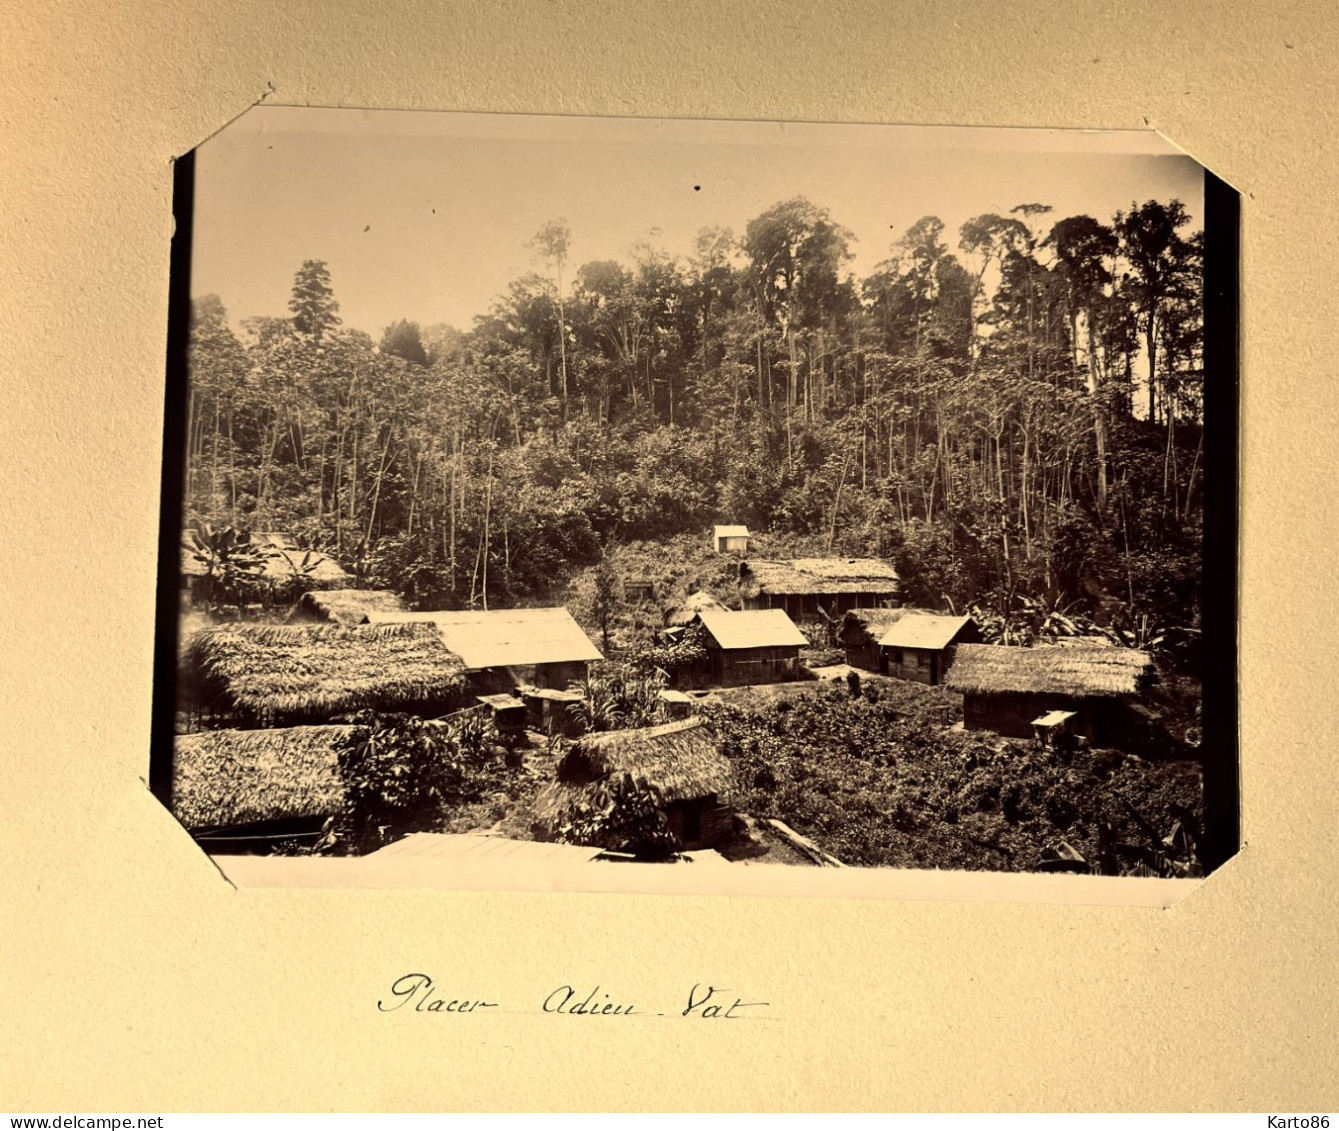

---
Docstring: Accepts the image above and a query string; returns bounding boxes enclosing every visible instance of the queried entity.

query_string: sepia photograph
[153,107,1237,893]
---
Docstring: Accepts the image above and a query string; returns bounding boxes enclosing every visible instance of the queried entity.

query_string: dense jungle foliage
[184,196,1205,651]
[708,681,1203,876]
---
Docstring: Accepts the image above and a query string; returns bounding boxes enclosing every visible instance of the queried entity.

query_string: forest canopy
[183,195,1205,646]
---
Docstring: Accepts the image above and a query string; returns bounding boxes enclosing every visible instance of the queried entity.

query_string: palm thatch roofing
[664,589,730,627]
[697,608,807,650]
[180,531,351,585]
[367,607,603,669]
[739,557,900,598]
[171,724,361,831]
[944,643,1155,698]
[285,588,407,625]
[181,621,467,720]
[532,718,732,829]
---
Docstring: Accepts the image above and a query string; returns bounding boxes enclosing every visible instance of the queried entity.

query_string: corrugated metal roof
[1033,710,1077,728]
[714,524,750,538]
[367,833,605,864]
[368,607,603,670]
[698,608,807,650]
[476,693,525,710]
[880,612,973,651]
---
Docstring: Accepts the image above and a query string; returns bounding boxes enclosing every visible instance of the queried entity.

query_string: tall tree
[1047,214,1118,510]
[529,220,573,417]
[288,259,342,344]
[1115,200,1192,422]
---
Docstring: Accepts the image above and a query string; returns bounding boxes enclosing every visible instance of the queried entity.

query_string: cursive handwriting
[543,984,638,1016]
[377,972,499,1014]
[377,973,770,1020]
[682,983,769,1019]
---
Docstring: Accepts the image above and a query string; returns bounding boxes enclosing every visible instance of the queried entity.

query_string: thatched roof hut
[171,724,361,832]
[181,621,468,724]
[945,643,1156,742]
[532,719,735,850]
[664,589,729,627]
[740,557,900,598]
[285,588,407,625]
[739,558,900,619]
[944,643,1155,698]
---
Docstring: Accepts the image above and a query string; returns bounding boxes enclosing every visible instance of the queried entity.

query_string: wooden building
[285,588,407,625]
[532,718,735,853]
[879,611,979,684]
[738,558,901,620]
[367,607,603,693]
[713,524,751,553]
[840,607,922,671]
[692,608,807,687]
[944,643,1157,743]
[171,723,362,853]
[841,607,976,681]
[521,687,587,737]
[474,693,528,734]
[623,576,657,604]
[179,621,469,728]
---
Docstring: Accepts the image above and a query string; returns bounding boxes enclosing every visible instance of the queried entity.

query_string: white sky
[191,107,1204,337]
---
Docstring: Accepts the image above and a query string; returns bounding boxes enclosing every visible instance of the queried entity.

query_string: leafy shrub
[327,709,505,853]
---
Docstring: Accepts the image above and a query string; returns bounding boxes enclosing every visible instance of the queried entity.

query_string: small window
[904,651,920,670]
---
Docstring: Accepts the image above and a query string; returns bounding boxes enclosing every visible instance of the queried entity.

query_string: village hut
[691,608,807,687]
[840,607,923,671]
[712,524,751,554]
[944,643,1157,743]
[738,558,900,620]
[663,589,730,628]
[180,621,469,727]
[179,530,352,606]
[366,607,603,693]
[878,611,980,685]
[171,723,362,850]
[285,588,407,625]
[531,718,734,852]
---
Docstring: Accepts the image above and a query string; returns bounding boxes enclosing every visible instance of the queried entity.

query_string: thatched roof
[180,531,351,586]
[944,643,1155,698]
[740,557,900,598]
[285,588,407,625]
[367,607,602,669]
[181,621,467,720]
[171,724,361,831]
[840,606,933,646]
[532,718,732,832]
[697,608,807,650]
[664,589,729,627]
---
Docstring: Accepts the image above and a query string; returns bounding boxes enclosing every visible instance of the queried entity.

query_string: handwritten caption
[378,973,768,1020]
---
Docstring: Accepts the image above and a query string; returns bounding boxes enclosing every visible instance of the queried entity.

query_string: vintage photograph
[154,108,1234,887]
